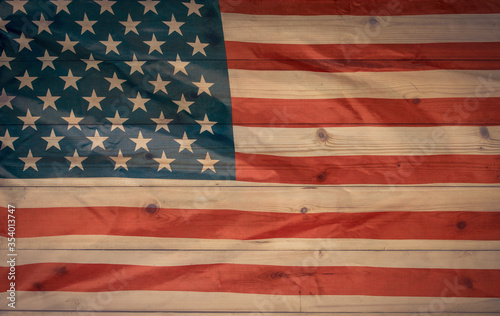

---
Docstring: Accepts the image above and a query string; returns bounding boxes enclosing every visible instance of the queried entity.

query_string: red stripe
[3,263,499,297]
[226,42,500,72]
[2,207,499,240]
[235,153,500,184]
[219,0,500,15]
[232,97,500,127]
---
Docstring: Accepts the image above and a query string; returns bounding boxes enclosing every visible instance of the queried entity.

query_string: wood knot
[479,126,490,140]
[54,266,67,276]
[456,221,466,230]
[316,171,327,183]
[369,17,378,26]
[144,203,159,215]
[459,277,473,289]
[300,207,309,214]
[144,153,154,160]
[412,98,421,105]
[316,128,329,143]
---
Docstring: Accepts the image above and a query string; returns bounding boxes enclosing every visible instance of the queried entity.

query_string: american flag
[1,0,500,313]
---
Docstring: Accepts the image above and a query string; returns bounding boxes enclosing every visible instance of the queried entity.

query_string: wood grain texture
[3,250,499,269]
[4,236,500,251]
[234,125,500,156]
[2,185,499,212]
[221,13,500,44]
[228,69,500,99]
[2,291,500,312]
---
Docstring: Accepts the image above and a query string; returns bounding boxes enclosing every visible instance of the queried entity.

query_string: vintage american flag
[1,0,500,314]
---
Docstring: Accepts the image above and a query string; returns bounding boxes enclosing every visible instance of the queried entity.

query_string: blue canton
[0,0,235,180]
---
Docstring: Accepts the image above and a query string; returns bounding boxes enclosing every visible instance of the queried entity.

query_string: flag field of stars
[0,0,235,180]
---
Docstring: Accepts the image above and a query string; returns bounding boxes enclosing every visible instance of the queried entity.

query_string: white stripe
[3,291,500,312]
[3,250,499,269]
[4,236,500,251]
[1,178,497,187]
[10,314,500,316]
[221,13,500,44]
[2,185,499,213]
[234,125,500,157]
[228,69,500,99]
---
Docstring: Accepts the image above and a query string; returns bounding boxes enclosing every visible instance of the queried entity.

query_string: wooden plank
[3,250,499,269]
[234,125,500,156]
[4,236,500,251]
[9,313,500,316]
[221,13,500,44]
[227,69,500,99]
[1,185,498,212]
[3,291,499,312]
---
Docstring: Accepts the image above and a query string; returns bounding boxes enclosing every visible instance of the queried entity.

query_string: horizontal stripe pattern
[3,291,500,312]
[232,97,500,127]
[2,263,499,297]
[2,250,499,269]
[2,206,499,240]
[5,236,500,250]
[221,14,500,44]
[233,125,500,156]
[228,69,500,99]
[219,0,500,16]
[3,185,499,212]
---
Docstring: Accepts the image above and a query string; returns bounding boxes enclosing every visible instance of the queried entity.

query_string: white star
[39,89,59,110]
[139,0,159,14]
[126,54,145,75]
[196,114,216,134]
[87,130,108,150]
[20,150,41,172]
[188,35,209,56]
[60,69,81,90]
[106,111,126,131]
[57,34,78,53]
[42,129,64,150]
[0,17,8,32]
[148,74,170,94]
[0,51,14,70]
[51,0,71,14]
[120,14,139,35]
[14,33,33,51]
[130,131,151,151]
[33,14,53,34]
[18,109,40,130]
[65,149,86,171]
[144,34,164,54]
[83,89,104,111]
[83,53,102,71]
[16,70,36,90]
[101,34,120,54]
[169,54,189,75]
[62,109,83,130]
[105,73,126,91]
[197,152,219,173]
[163,14,184,35]
[128,92,149,112]
[0,89,15,109]
[110,150,131,170]
[154,151,175,172]
[37,50,56,70]
[173,94,194,114]
[76,13,96,34]
[151,112,172,132]
[174,132,196,153]
[7,0,28,14]
[183,0,203,16]
[193,75,214,96]
[95,0,116,14]
[0,130,18,150]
